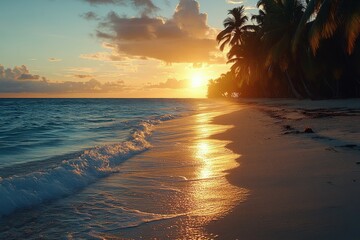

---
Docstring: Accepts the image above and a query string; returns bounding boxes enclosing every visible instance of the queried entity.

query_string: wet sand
[207,100,360,239]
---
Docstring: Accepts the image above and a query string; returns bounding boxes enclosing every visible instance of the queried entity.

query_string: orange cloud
[67,67,96,73]
[80,51,127,61]
[89,0,218,64]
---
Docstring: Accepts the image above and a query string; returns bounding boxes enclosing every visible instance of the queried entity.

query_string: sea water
[0,99,196,215]
[0,99,246,239]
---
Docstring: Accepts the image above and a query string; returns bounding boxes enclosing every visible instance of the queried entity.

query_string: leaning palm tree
[293,0,360,55]
[216,6,250,51]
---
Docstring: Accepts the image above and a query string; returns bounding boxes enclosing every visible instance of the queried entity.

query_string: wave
[0,114,176,217]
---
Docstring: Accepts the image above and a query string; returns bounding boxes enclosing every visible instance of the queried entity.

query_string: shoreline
[207,100,360,239]
[1,99,360,238]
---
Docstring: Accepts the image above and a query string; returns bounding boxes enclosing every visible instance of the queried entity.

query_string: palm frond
[308,0,338,54]
[219,37,231,51]
[216,27,232,42]
[292,0,319,53]
[342,0,360,54]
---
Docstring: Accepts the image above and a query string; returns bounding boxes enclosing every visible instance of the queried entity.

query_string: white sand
[207,100,360,239]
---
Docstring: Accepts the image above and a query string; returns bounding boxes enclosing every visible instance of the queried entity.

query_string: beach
[1,0,359,238]
[1,99,360,239]
[207,99,360,239]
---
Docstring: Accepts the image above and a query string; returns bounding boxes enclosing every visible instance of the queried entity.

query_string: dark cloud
[81,11,99,21]
[1,65,32,80]
[146,78,189,89]
[18,74,40,80]
[48,58,62,62]
[73,74,94,78]
[93,0,217,63]
[98,13,184,40]
[0,65,125,93]
[173,0,209,38]
[83,0,159,16]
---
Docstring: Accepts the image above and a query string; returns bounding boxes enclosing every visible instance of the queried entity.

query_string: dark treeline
[208,0,360,99]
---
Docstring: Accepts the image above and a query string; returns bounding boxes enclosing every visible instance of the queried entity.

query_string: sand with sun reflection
[110,101,248,239]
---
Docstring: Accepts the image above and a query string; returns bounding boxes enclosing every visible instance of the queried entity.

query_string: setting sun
[191,72,208,88]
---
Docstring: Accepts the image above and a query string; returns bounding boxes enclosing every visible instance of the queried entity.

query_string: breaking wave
[0,115,175,217]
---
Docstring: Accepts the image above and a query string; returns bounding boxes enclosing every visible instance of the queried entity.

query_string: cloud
[0,65,126,93]
[226,0,244,4]
[83,0,159,16]
[0,65,34,80]
[80,42,130,61]
[192,62,203,68]
[66,67,96,73]
[173,0,209,38]
[81,11,99,20]
[146,78,189,89]
[89,0,218,64]
[48,58,62,62]
[18,73,40,80]
[73,74,94,79]
[80,51,127,61]
[245,6,257,10]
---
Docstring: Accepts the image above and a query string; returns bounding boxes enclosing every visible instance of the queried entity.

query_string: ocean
[0,99,245,239]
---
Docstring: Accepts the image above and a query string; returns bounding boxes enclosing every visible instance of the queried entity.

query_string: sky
[0,0,258,98]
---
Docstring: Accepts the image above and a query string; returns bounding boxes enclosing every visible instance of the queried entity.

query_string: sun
[191,72,207,88]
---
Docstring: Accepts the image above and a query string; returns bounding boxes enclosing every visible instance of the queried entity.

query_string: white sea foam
[0,116,173,217]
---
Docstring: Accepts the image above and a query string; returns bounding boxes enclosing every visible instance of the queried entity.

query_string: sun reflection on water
[188,109,247,224]
[196,141,212,179]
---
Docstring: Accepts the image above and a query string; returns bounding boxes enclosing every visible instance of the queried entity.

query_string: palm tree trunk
[285,70,302,99]
[300,77,313,99]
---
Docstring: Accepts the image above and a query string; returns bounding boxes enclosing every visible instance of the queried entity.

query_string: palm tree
[291,0,360,97]
[216,6,250,51]
[258,0,308,98]
[207,72,239,97]
[226,29,264,91]
[216,6,259,95]
[210,1,359,99]
[294,0,360,55]
[217,7,267,96]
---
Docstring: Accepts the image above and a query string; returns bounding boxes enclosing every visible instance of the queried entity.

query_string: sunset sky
[0,0,257,98]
